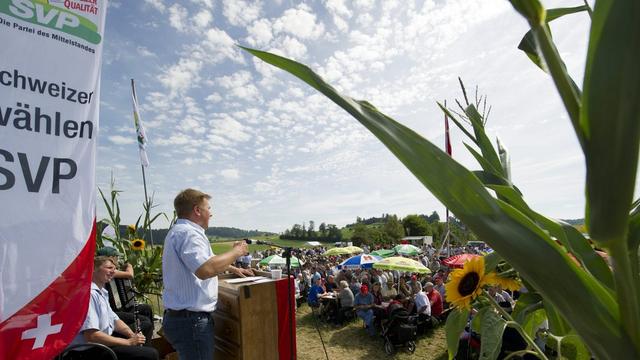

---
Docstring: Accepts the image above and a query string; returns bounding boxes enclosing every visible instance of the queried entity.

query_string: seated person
[413,282,431,317]
[97,246,154,345]
[307,278,325,308]
[336,280,354,325]
[325,275,338,292]
[68,256,158,360]
[354,285,376,336]
[425,282,444,319]
[382,278,398,300]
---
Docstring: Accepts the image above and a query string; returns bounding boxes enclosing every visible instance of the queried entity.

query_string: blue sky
[97,0,600,233]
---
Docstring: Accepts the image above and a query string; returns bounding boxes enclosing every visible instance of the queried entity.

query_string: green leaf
[465,143,503,177]
[466,106,503,175]
[518,6,589,72]
[522,309,546,339]
[544,300,571,336]
[512,292,543,324]
[445,308,470,360]
[437,102,478,145]
[510,0,546,25]
[582,0,640,246]
[479,309,507,360]
[242,46,638,359]
[484,251,503,273]
[559,333,592,360]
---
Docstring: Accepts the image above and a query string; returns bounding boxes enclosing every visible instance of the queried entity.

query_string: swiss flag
[0,223,96,360]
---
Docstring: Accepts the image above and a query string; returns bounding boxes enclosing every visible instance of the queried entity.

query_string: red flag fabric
[275,276,297,359]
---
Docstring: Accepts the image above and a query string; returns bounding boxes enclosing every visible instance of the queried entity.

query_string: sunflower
[127,224,136,235]
[445,256,491,309]
[131,239,145,251]
[486,273,521,292]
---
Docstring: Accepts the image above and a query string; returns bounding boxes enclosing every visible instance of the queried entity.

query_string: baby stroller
[381,303,418,355]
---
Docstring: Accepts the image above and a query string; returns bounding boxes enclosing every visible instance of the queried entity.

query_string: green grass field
[296,304,448,360]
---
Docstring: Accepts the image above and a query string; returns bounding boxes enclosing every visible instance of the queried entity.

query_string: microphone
[244,238,274,246]
[210,238,274,246]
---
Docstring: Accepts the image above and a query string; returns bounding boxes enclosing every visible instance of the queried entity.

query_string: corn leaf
[518,6,589,72]
[582,0,640,246]
[242,46,638,359]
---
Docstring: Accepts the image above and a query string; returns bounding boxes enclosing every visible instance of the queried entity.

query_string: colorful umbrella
[323,247,352,256]
[337,254,383,270]
[258,255,303,267]
[343,246,364,254]
[371,249,396,258]
[373,256,431,274]
[442,254,480,268]
[393,244,422,256]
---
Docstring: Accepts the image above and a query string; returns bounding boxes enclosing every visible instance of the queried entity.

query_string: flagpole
[444,100,451,257]
[131,79,154,247]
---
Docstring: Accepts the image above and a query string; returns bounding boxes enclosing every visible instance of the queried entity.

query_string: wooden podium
[213,272,296,360]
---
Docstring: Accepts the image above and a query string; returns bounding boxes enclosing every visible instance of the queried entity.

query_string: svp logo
[0,0,102,44]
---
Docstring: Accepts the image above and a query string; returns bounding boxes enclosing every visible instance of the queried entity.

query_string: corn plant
[98,177,166,295]
[241,0,640,358]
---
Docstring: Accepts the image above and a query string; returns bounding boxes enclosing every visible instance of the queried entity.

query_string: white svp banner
[0,0,107,358]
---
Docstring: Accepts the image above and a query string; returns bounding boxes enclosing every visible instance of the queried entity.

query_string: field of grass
[296,304,448,360]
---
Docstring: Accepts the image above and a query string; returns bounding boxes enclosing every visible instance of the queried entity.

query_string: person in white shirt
[69,256,158,360]
[412,282,431,316]
[162,189,253,360]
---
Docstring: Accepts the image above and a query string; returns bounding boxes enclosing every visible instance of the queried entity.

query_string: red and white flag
[0,1,108,358]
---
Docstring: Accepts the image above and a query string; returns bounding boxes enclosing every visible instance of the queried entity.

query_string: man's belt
[164,309,212,317]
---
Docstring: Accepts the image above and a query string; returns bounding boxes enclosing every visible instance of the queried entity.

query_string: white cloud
[273,36,307,59]
[209,114,252,144]
[158,58,202,95]
[136,46,156,57]
[193,10,213,29]
[168,4,188,32]
[223,0,262,26]
[246,18,273,47]
[221,168,240,179]
[190,27,244,65]
[108,135,135,145]
[325,0,352,32]
[191,0,214,9]
[144,0,165,12]
[273,4,325,40]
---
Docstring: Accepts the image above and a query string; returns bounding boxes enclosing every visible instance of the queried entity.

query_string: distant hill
[561,218,585,226]
[102,223,275,246]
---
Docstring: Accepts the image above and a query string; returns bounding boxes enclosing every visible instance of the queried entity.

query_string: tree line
[280,211,478,247]
[279,220,343,242]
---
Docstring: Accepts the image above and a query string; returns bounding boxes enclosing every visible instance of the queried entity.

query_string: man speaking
[162,188,253,359]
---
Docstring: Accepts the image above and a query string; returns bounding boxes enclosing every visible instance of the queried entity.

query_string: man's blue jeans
[163,310,215,360]
[357,309,375,335]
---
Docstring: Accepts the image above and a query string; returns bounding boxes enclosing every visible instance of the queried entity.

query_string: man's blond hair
[94,256,116,270]
[174,188,211,218]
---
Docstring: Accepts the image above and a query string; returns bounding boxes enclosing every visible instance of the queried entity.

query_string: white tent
[305,241,322,247]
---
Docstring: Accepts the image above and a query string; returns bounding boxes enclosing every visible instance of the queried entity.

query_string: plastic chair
[55,343,118,360]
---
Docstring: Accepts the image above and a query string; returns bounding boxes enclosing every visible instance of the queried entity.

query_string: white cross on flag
[0,1,109,359]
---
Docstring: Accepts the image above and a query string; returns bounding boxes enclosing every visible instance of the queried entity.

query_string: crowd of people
[243,243,463,339]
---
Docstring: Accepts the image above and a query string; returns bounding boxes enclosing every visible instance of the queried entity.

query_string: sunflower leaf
[446,308,470,360]
[479,309,507,360]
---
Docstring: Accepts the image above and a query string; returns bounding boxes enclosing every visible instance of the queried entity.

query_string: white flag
[0,0,108,358]
[131,79,149,167]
